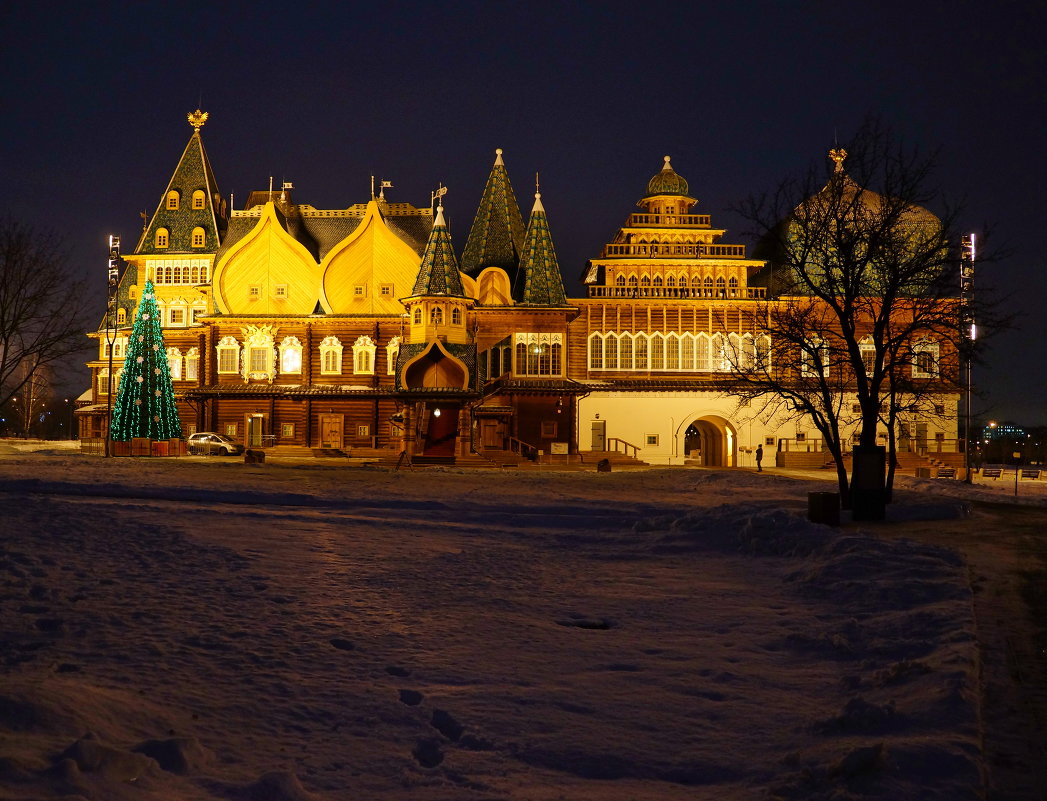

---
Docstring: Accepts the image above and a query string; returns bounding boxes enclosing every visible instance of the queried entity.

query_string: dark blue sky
[4,1,1044,422]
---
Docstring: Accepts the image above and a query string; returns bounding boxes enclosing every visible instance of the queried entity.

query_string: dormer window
[430,307,444,325]
[166,191,179,210]
[191,227,205,248]
[451,307,462,326]
[155,228,169,248]
[192,190,206,209]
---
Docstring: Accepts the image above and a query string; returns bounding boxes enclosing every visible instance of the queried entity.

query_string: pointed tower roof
[412,205,466,296]
[460,148,526,278]
[137,110,224,255]
[514,191,567,305]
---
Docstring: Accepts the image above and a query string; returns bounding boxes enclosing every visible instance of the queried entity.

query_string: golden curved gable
[211,203,322,315]
[319,200,422,314]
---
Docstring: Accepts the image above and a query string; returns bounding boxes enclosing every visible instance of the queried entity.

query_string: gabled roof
[514,193,567,306]
[137,111,224,255]
[412,206,466,297]
[460,149,526,278]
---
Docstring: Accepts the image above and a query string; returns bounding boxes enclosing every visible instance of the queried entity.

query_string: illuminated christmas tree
[109,279,182,441]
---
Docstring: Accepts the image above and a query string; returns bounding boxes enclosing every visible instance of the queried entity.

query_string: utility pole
[104,235,120,457]
[960,233,975,483]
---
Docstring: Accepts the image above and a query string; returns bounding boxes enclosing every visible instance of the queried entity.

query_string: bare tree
[731,122,986,514]
[7,360,53,436]
[0,217,92,412]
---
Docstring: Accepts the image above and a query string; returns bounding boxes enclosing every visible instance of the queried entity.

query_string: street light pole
[960,234,975,484]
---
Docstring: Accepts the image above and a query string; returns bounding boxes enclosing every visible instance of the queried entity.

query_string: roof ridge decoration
[137,111,224,255]
[460,148,526,278]
[413,205,467,297]
[514,190,567,306]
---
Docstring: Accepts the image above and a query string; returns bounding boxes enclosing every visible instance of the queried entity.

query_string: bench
[981,468,1002,479]
[936,468,956,479]
[1021,469,1041,480]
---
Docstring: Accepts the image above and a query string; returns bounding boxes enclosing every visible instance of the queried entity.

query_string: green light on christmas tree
[109,279,183,441]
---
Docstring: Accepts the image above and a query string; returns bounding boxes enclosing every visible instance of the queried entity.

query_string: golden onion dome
[644,155,691,198]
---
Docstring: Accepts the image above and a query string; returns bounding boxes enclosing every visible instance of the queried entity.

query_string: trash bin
[808,491,840,526]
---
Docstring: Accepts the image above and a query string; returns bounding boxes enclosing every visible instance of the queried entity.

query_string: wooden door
[591,420,606,451]
[424,405,458,456]
[319,414,343,448]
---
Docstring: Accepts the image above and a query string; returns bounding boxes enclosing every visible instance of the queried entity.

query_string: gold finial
[188,109,209,132]
[829,147,847,173]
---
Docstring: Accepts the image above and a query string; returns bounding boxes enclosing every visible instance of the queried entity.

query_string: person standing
[755,444,763,472]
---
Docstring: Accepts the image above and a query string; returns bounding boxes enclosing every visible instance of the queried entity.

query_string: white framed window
[451,307,463,326]
[357,425,370,437]
[514,333,563,376]
[225,423,238,437]
[217,336,240,374]
[386,336,401,376]
[249,347,269,374]
[413,307,422,325]
[588,333,604,370]
[97,369,110,396]
[646,434,659,446]
[279,336,302,374]
[168,307,185,327]
[320,336,343,375]
[186,347,199,380]
[352,335,376,375]
[430,306,444,325]
[859,337,876,376]
[912,340,939,378]
[167,347,183,381]
[281,423,295,438]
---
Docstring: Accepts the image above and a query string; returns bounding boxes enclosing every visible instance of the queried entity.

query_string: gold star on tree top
[188,109,209,132]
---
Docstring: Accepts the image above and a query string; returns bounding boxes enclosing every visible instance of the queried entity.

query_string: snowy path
[0,454,992,800]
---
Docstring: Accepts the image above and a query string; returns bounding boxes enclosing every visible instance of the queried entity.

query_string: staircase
[578,450,649,469]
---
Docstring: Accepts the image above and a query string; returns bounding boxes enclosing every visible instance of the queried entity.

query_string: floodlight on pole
[960,233,975,483]
[104,235,121,457]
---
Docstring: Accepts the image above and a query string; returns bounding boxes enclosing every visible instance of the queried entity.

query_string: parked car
[187,432,245,456]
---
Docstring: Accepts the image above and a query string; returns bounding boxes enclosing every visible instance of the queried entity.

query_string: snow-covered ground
[2,441,1043,800]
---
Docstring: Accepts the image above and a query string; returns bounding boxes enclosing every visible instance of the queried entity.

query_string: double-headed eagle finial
[188,109,209,132]
[829,147,847,173]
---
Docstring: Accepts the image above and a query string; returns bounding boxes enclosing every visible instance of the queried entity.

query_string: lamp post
[65,398,75,440]
[960,234,975,484]
[104,235,120,457]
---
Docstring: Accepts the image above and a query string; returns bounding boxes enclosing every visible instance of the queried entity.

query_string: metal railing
[507,436,538,460]
[605,437,641,458]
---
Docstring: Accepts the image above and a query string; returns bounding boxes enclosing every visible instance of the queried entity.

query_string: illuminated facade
[83,113,959,466]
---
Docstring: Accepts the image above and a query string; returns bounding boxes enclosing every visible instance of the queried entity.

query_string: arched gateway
[683,414,737,467]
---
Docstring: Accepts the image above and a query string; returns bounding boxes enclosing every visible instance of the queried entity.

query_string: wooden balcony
[601,243,746,259]
[586,286,766,299]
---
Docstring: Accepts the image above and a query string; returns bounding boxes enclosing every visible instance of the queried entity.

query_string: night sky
[4,1,1044,422]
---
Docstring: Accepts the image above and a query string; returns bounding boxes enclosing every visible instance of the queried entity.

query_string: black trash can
[808,491,840,526]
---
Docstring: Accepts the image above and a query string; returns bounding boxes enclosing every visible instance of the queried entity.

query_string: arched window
[279,336,302,374]
[650,333,665,370]
[430,306,444,325]
[652,275,663,288]
[588,333,604,370]
[604,333,618,369]
[696,333,710,370]
[640,275,651,287]
[186,347,200,380]
[728,276,739,297]
[716,276,726,297]
[615,275,626,287]
[386,336,401,376]
[801,337,826,376]
[167,347,183,381]
[352,336,376,375]
[711,333,728,371]
[666,275,676,288]
[155,228,169,248]
[755,335,771,370]
[192,190,206,209]
[319,336,343,375]
[216,336,240,375]
[116,308,126,325]
[859,337,876,376]
[681,334,695,370]
[666,333,680,370]
[451,307,462,326]
[166,191,179,210]
[635,334,649,369]
[628,275,638,288]
[191,227,205,248]
[704,276,714,296]
[620,333,634,370]
[97,369,110,397]
[413,307,422,325]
